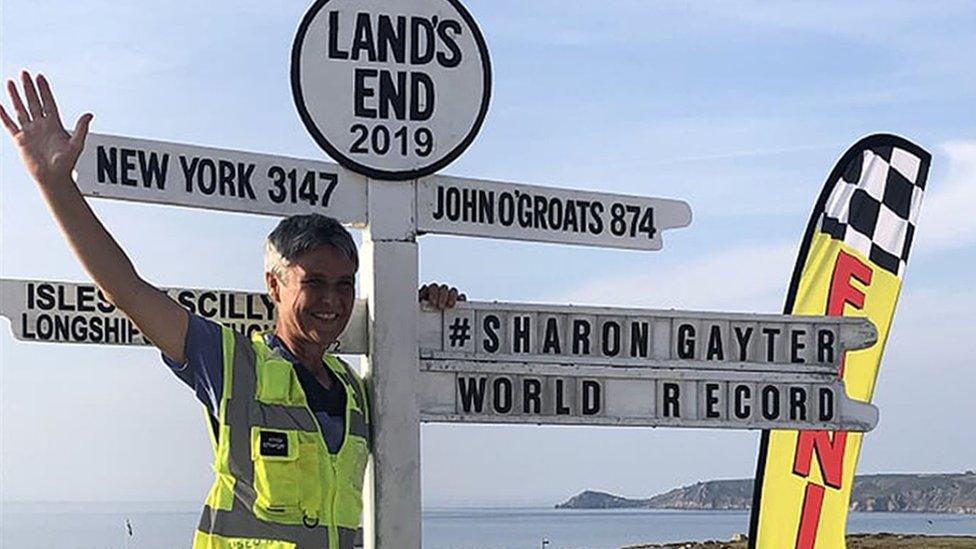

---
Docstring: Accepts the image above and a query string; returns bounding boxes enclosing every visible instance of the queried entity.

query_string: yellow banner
[749,135,931,549]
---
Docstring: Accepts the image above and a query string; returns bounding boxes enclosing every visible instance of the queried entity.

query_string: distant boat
[123,517,134,548]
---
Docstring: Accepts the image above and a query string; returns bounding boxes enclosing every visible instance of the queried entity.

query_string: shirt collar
[264,332,301,365]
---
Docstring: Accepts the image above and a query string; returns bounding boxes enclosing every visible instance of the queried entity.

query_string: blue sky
[1,1,974,506]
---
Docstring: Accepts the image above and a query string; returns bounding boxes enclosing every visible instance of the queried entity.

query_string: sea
[2,502,975,549]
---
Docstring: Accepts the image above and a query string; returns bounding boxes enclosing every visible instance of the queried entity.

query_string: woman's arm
[2,71,189,361]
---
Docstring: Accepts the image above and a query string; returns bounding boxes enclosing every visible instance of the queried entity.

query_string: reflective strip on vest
[348,409,368,440]
[249,400,320,433]
[198,504,329,546]
[331,361,366,412]
[329,358,369,444]
[337,527,357,548]
[226,330,261,514]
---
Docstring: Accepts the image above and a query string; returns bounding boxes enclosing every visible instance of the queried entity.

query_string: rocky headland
[557,471,976,514]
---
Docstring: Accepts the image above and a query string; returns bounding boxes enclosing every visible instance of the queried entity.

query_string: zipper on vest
[329,453,339,548]
[300,402,334,545]
[328,358,344,548]
[305,380,347,547]
[316,356,355,548]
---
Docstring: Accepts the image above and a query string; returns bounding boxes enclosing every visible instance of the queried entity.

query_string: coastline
[626,533,976,548]
[557,472,976,515]
[4,504,975,549]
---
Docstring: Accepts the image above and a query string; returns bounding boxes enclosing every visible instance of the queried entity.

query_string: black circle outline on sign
[291,0,493,181]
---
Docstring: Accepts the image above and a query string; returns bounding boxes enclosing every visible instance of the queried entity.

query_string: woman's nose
[320,284,343,306]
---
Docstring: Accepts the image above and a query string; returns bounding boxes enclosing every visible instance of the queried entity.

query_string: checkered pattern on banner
[820,144,929,277]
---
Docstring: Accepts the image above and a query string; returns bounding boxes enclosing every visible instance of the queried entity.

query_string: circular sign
[291,0,492,180]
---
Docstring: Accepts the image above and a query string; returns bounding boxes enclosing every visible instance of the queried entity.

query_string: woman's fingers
[69,113,94,154]
[0,104,19,136]
[437,284,450,308]
[20,71,45,120]
[446,288,459,308]
[36,74,62,126]
[419,282,466,309]
[6,79,30,126]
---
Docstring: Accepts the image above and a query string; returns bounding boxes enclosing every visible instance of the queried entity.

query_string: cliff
[556,471,976,514]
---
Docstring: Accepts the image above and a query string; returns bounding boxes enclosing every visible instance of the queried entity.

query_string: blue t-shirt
[163,314,348,453]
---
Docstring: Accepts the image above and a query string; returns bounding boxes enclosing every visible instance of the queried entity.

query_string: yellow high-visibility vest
[192,328,370,549]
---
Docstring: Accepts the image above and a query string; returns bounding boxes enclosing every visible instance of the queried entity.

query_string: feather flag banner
[749,134,931,549]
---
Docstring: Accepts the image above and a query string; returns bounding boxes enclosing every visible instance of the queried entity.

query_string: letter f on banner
[748,135,931,549]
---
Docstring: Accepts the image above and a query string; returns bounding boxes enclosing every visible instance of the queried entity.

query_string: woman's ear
[265,271,280,304]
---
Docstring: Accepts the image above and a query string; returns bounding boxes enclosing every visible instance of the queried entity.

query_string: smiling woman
[4,2,973,547]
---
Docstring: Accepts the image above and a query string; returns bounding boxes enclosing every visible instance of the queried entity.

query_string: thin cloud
[558,241,797,313]
[916,140,976,251]
[654,143,837,165]
[888,285,976,366]
[686,1,976,45]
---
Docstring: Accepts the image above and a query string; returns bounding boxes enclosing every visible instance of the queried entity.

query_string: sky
[1,1,974,507]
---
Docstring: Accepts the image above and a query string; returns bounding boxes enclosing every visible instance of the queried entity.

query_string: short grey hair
[264,214,359,283]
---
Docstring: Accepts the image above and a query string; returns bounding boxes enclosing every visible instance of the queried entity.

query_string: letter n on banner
[748,134,931,549]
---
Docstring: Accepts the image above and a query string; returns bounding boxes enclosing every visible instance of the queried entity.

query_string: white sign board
[0,279,368,354]
[292,0,491,180]
[420,302,876,371]
[419,364,878,431]
[417,175,693,250]
[417,302,879,431]
[74,134,368,224]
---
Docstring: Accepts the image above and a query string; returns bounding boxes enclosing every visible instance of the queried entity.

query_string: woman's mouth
[311,312,339,322]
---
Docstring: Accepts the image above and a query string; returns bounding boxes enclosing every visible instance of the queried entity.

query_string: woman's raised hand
[1,71,93,185]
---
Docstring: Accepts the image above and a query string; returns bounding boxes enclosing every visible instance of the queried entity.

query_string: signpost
[0,1,887,549]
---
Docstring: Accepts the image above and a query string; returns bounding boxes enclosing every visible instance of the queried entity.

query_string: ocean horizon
[2,501,975,549]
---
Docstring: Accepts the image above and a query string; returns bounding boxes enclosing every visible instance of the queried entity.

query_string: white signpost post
[0,1,885,548]
[291,1,492,544]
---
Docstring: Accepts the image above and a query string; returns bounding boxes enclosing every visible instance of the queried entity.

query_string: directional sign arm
[0,278,368,355]
[419,366,878,431]
[416,175,692,251]
[420,301,877,372]
[74,134,369,224]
